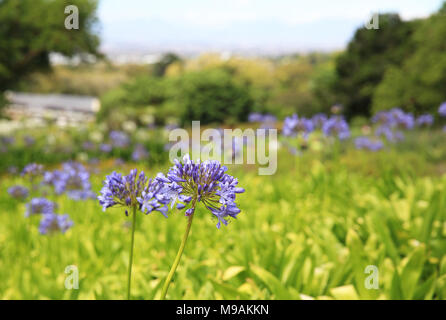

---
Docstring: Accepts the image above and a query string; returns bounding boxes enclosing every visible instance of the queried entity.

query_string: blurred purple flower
[322,116,350,140]
[416,114,434,127]
[354,137,384,151]
[282,114,314,138]
[131,144,149,162]
[39,213,73,235]
[109,131,130,148]
[439,102,446,117]
[8,185,29,200]
[25,198,55,217]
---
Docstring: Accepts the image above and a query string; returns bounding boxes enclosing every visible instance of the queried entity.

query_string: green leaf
[250,264,298,300]
[330,285,359,300]
[400,244,426,299]
[222,266,245,281]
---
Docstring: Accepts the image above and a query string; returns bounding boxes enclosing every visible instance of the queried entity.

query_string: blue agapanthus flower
[322,116,350,140]
[373,108,414,130]
[25,198,55,217]
[154,154,244,228]
[109,131,130,148]
[311,113,328,129]
[8,185,29,200]
[248,112,264,123]
[354,137,384,151]
[39,213,74,235]
[282,114,314,138]
[416,114,434,127]
[21,163,43,177]
[99,143,112,153]
[98,169,167,216]
[375,125,404,143]
[132,144,149,162]
[439,102,446,117]
[45,162,95,200]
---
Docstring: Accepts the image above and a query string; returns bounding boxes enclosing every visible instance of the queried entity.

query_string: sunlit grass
[1,130,446,299]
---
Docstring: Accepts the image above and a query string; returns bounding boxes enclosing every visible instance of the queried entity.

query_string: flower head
[354,137,384,151]
[437,102,446,117]
[8,185,29,200]
[156,154,244,228]
[45,162,95,200]
[132,144,149,162]
[25,198,55,217]
[22,163,43,177]
[98,169,166,216]
[311,113,328,129]
[109,131,130,148]
[39,213,74,235]
[282,114,314,138]
[416,114,434,127]
[322,116,350,140]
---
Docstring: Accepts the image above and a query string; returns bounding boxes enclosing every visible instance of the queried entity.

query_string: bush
[177,69,253,124]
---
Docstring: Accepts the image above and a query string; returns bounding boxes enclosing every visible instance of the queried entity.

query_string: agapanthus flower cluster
[248,112,265,123]
[21,163,43,177]
[248,113,277,129]
[438,102,446,117]
[282,114,314,138]
[109,131,130,148]
[1,136,15,147]
[132,144,149,162]
[98,169,167,216]
[311,113,328,129]
[39,213,74,235]
[25,198,56,217]
[100,143,112,153]
[375,125,404,142]
[152,155,245,228]
[23,136,35,147]
[82,141,96,151]
[416,114,434,127]
[44,162,95,200]
[372,108,415,130]
[322,116,351,140]
[354,137,384,151]
[8,185,29,200]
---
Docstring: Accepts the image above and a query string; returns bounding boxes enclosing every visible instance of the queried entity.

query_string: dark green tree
[178,68,253,124]
[0,0,101,93]
[333,14,416,119]
[153,53,181,77]
[373,3,446,114]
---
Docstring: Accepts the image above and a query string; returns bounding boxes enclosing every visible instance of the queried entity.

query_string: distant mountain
[100,17,364,56]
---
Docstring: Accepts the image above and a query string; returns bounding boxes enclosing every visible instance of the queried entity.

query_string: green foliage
[0,0,101,91]
[177,69,254,124]
[373,8,446,114]
[332,14,416,118]
[153,53,182,77]
[1,127,446,299]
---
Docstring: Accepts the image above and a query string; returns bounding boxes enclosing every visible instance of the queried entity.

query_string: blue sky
[98,0,444,54]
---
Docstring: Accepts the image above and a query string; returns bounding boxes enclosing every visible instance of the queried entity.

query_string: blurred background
[1,0,445,128]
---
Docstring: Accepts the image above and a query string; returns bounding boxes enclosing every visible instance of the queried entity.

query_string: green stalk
[127,205,137,300]
[160,209,195,300]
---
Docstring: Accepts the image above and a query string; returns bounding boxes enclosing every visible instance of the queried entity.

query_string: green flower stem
[160,204,196,300]
[127,205,137,300]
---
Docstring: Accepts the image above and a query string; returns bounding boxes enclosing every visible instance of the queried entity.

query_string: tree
[178,68,253,124]
[153,53,182,77]
[0,0,101,93]
[332,14,416,119]
[373,3,446,114]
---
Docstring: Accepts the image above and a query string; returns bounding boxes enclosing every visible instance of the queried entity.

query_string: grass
[1,130,446,299]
